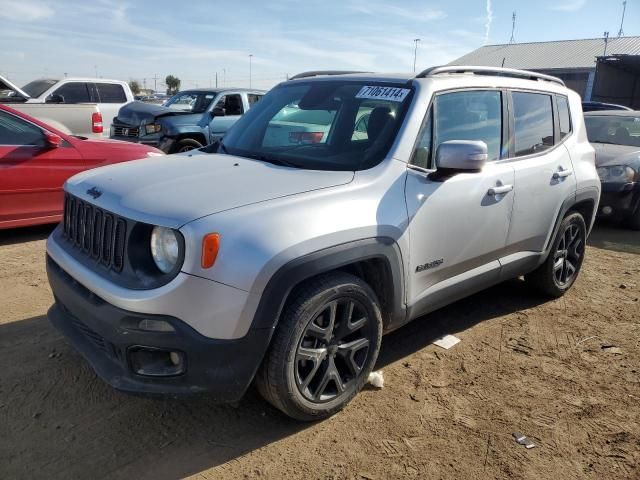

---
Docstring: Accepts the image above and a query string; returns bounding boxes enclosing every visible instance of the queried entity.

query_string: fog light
[129,347,185,376]
[137,318,175,332]
[602,206,613,215]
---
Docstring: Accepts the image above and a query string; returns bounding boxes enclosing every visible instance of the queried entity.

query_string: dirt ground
[0,223,638,480]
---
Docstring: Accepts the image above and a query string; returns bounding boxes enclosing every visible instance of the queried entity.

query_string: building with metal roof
[449,36,640,108]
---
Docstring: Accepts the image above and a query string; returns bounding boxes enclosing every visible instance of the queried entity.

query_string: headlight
[596,165,636,183]
[150,226,179,273]
[145,123,162,135]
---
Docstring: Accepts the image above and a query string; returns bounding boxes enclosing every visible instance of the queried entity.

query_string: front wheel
[625,205,640,231]
[256,273,383,421]
[525,212,587,297]
[172,138,203,153]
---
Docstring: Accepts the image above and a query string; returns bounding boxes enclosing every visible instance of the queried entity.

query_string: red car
[0,105,164,229]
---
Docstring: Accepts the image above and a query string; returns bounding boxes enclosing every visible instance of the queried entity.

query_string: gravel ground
[0,223,638,479]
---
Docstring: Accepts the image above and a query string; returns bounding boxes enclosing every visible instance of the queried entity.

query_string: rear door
[0,110,82,226]
[505,91,577,252]
[405,89,515,314]
[94,83,129,134]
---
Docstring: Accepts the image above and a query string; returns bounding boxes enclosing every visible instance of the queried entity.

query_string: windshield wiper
[243,152,300,168]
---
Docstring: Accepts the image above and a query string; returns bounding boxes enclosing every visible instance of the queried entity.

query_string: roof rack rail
[415,66,565,86]
[288,70,370,80]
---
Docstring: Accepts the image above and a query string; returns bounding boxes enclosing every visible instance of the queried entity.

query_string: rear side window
[512,92,554,156]
[247,94,263,107]
[557,95,572,139]
[52,82,91,103]
[96,83,127,103]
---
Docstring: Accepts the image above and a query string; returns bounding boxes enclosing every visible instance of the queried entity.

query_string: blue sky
[0,0,638,92]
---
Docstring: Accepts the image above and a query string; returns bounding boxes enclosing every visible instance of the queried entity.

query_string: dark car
[111,88,265,153]
[584,110,640,229]
[582,101,633,113]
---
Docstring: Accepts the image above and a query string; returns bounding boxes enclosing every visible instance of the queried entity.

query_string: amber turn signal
[201,233,220,268]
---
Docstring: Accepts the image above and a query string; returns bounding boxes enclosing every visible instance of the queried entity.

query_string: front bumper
[110,127,175,153]
[597,181,640,219]
[46,256,272,400]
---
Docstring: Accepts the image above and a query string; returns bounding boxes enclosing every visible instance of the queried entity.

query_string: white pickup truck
[0,75,134,137]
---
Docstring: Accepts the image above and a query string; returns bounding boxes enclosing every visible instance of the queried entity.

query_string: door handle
[553,167,573,179]
[488,184,514,196]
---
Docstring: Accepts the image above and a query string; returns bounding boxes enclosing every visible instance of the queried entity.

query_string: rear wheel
[172,138,203,153]
[256,273,383,421]
[525,212,586,297]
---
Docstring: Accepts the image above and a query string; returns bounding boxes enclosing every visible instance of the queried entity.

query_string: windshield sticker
[356,86,410,102]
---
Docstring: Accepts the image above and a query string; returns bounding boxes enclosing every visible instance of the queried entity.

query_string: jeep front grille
[62,193,127,272]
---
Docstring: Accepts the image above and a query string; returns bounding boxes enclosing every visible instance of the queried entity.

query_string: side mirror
[44,132,62,148]
[435,140,488,171]
[46,94,65,104]
[211,106,226,117]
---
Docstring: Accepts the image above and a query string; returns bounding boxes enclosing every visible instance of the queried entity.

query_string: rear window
[96,83,127,103]
[512,92,554,157]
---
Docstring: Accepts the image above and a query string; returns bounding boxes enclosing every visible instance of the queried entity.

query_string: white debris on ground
[367,370,384,388]
[433,334,461,350]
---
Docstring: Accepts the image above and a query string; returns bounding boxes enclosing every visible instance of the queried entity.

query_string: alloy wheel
[552,223,584,287]
[295,298,373,403]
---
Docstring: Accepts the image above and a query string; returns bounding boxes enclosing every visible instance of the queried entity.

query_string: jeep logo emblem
[86,187,102,199]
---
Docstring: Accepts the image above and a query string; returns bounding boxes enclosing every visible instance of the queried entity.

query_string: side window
[247,94,263,107]
[512,92,554,156]
[216,94,244,116]
[0,111,44,146]
[435,90,502,162]
[96,83,127,103]
[412,110,433,169]
[557,95,572,139]
[51,82,91,103]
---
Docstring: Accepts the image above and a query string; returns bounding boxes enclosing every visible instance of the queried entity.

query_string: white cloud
[550,0,586,12]
[484,0,493,44]
[0,0,53,21]
[349,0,445,22]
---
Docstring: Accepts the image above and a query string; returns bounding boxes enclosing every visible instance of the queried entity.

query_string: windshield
[219,81,413,171]
[585,115,640,147]
[164,91,217,113]
[22,79,58,98]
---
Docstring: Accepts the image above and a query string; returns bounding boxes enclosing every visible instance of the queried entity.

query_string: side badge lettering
[416,258,444,273]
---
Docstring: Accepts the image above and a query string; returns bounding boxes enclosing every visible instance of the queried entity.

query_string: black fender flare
[249,237,407,333]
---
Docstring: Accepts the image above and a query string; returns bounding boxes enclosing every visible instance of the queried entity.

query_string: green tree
[165,75,181,95]
[129,80,141,95]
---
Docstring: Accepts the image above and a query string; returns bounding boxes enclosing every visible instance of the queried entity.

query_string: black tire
[525,212,587,298]
[625,206,640,231]
[255,272,383,421]
[172,138,203,153]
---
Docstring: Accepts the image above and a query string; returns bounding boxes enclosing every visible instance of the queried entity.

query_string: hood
[64,153,354,228]
[592,143,640,168]
[115,101,194,125]
[0,74,30,100]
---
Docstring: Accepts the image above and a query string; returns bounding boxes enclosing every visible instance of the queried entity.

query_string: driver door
[405,89,515,315]
[209,93,245,143]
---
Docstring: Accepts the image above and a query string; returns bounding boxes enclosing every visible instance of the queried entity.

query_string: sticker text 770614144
[356,86,410,102]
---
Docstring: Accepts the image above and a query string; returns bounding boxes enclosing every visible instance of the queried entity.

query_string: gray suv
[46,67,600,420]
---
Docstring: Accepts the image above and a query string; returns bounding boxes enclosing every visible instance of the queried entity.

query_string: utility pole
[94,65,98,78]
[143,78,147,90]
[249,54,253,88]
[215,72,218,88]
[223,68,226,87]
[509,12,516,44]
[618,0,627,37]
[603,31,610,56]
[152,74,159,93]
[413,39,420,73]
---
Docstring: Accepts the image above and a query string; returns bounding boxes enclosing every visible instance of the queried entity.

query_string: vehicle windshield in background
[220,81,413,171]
[585,115,640,147]
[164,91,217,113]
[22,79,58,98]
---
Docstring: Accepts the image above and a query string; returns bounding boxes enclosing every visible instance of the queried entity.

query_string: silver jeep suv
[46,67,600,420]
